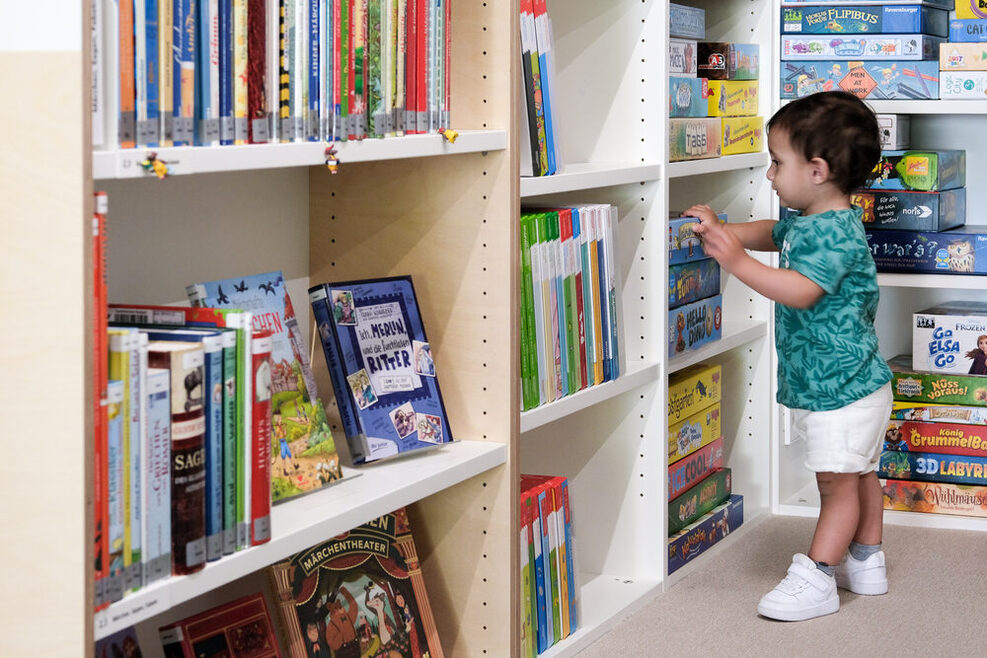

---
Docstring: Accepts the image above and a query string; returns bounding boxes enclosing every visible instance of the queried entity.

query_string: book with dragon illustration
[188,270,344,503]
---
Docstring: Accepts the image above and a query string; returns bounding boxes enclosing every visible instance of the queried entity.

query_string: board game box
[670,2,705,40]
[668,468,732,535]
[670,38,698,76]
[880,449,987,486]
[950,19,987,42]
[889,354,987,407]
[705,80,758,117]
[781,5,949,36]
[721,116,764,155]
[669,437,726,501]
[781,34,944,61]
[865,226,987,275]
[882,478,987,518]
[877,114,910,150]
[891,401,987,426]
[669,258,720,310]
[940,42,987,71]
[913,302,987,375]
[697,42,759,80]
[868,150,965,192]
[956,1,987,20]
[669,400,721,464]
[667,362,722,426]
[669,212,727,265]
[781,60,940,100]
[669,118,721,161]
[884,419,987,458]
[853,188,965,231]
[941,70,987,98]
[669,77,708,118]
[668,294,722,358]
[668,494,744,574]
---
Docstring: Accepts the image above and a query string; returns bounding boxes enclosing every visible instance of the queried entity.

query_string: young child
[686,91,893,622]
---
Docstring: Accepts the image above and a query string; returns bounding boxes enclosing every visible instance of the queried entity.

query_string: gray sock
[814,561,836,577]
[849,541,881,561]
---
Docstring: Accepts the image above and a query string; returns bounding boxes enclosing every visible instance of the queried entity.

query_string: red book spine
[250,331,273,546]
[405,0,417,133]
[443,0,450,127]
[415,0,426,133]
[93,192,109,611]
[573,221,587,391]
[247,0,267,143]
[347,0,357,139]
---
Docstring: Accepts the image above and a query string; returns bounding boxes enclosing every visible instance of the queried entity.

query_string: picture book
[308,276,455,465]
[95,625,143,658]
[267,507,444,658]
[159,592,281,658]
[188,270,344,503]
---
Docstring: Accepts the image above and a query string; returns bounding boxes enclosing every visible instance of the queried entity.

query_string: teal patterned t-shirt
[771,206,891,411]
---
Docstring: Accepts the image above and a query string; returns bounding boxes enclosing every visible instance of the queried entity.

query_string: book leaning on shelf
[266,507,443,658]
[308,276,455,465]
[159,591,281,657]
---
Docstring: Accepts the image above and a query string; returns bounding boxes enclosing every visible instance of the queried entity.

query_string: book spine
[233,0,249,142]
[285,0,299,139]
[309,286,364,457]
[133,1,150,146]
[319,0,329,140]
[144,369,172,584]
[127,333,147,591]
[578,208,594,389]
[248,0,269,142]
[520,494,533,658]
[105,380,126,603]
[219,0,234,143]
[571,209,588,391]
[101,0,121,150]
[347,0,360,139]
[108,330,137,593]
[596,209,612,382]
[536,213,557,402]
[550,479,569,638]
[333,0,343,139]
[562,209,580,395]
[527,214,546,406]
[266,0,281,142]
[588,207,604,385]
[519,0,542,175]
[533,0,556,174]
[208,0,223,142]
[522,493,538,658]
[404,0,415,133]
[196,0,218,144]
[147,0,162,146]
[366,0,381,138]
[250,332,273,546]
[172,0,195,145]
[536,487,555,646]
[227,313,253,550]
[92,196,109,609]
[605,206,619,379]
[519,213,535,411]
[526,486,547,653]
[414,0,425,132]
[561,478,577,632]
[159,0,175,145]
[441,0,448,128]
[293,0,307,140]
[279,0,290,140]
[549,212,567,398]
[544,487,561,643]
[118,0,137,146]
[220,332,238,554]
[202,337,225,560]
[307,0,319,140]
[92,0,105,148]
[668,468,732,535]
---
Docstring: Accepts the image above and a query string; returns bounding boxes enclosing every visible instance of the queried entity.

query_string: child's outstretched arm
[685,205,825,309]
[682,204,778,252]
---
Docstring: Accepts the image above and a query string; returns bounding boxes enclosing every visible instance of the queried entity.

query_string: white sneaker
[835,550,888,595]
[757,553,840,621]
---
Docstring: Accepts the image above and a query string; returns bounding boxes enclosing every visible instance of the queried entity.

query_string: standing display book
[187,270,344,503]
[266,507,444,658]
[308,276,455,465]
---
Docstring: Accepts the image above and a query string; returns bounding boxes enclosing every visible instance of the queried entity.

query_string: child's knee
[815,471,859,496]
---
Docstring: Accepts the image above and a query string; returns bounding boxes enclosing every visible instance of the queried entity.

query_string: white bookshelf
[866,100,987,115]
[667,152,771,178]
[878,273,987,290]
[520,163,662,198]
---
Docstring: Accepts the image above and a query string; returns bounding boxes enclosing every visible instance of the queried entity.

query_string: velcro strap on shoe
[788,562,828,591]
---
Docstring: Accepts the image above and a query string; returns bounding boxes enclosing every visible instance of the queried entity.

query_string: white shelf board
[93,439,506,640]
[92,130,507,179]
[520,162,662,197]
[667,152,769,178]
[520,361,660,433]
[668,319,768,375]
[538,573,661,658]
[866,100,987,115]
[878,273,987,290]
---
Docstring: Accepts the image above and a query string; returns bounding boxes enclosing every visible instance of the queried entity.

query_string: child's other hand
[683,204,744,271]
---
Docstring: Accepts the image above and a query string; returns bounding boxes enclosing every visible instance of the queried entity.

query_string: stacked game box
[941,2,987,98]
[668,212,725,357]
[879,352,987,519]
[780,2,949,100]
[666,363,742,572]
[668,7,762,161]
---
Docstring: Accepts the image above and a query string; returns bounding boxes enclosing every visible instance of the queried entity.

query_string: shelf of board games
[668,319,769,375]
[666,152,771,179]
[92,439,507,641]
[520,163,663,198]
[91,130,508,180]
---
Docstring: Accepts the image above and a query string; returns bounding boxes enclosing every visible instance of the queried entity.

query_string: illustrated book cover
[308,276,455,465]
[267,507,444,658]
[188,270,344,502]
[159,591,281,658]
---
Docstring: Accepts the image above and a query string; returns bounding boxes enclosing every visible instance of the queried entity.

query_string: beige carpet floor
[579,515,986,657]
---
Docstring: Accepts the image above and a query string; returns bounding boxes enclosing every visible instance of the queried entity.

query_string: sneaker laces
[775,570,811,595]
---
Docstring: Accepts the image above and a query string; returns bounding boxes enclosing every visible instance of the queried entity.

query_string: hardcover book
[188,271,344,503]
[267,508,444,658]
[308,276,455,465]
[159,592,281,657]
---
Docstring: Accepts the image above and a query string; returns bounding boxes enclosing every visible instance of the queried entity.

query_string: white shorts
[791,382,893,474]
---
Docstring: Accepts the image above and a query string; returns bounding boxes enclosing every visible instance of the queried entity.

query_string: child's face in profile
[766,128,818,213]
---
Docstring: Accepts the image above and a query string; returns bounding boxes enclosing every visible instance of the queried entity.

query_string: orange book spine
[119,1,137,147]
[93,192,110,610]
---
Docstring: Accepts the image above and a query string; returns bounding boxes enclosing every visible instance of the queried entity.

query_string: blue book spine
[578,213,594,388]
[532,498,548,653]
[536,489,555,646]
[144,369,172,584]
[195,0,210,144]
[144,0,160,147]
[126,334,144,592]
[106,380,126,604]
[173,0,196,145]
[309,285,363,447]
[308,0,320,141]
[202,340,224,560]
[219,0,234,144]
[535,13,556,175]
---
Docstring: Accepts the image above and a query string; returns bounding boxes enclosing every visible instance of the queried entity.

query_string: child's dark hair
[768,91,880,194]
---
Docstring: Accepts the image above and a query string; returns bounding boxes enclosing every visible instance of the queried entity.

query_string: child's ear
[808,157,832,185]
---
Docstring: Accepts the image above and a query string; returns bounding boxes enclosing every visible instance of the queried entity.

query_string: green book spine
[520,213,537,410]
[220,331,238,555]
[668,468,732,535]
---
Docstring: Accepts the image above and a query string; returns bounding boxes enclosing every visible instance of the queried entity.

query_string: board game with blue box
[670,2,705,39]
[853,188,965,231]
[668,494,744,574]
[669,77,709,118]
[950,19,987,42]
[781,60,940,100]
[781,5,949,36]
[869,150,965,192]
[669,212,728,264]
[781,34,945,60]
[668,294,722,358]
[866,226,987,275]
[669,258,720,310]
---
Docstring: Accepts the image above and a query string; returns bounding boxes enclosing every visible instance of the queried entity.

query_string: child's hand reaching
[683,204,745,272]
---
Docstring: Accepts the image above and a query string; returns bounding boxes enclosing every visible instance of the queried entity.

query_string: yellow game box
[669,401,722,464]
[721,116,764,156]
[668,362,722,426]
[706,80,759,117]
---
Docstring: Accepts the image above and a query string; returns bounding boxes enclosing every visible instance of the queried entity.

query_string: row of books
[519,204,620,412]
[91,0,452,150]
[520,474,577,656]
[518,0,562,177]
[880,355,987,519]
[96,507,445,657]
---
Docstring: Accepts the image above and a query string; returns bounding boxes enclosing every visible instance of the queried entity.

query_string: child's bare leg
[808,472,860,565]
[853,471,884,545]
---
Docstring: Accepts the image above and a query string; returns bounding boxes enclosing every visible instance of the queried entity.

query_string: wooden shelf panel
[93,440,506,641]
[667,152,769,178]
[668,320,769,375]
[92,130,507,179]
[538,573,660,658]
[520,362,660,433]
[520,162,662,198]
